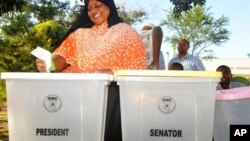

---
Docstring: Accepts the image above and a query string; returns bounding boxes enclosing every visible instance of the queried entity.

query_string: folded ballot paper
[31,47,55,72]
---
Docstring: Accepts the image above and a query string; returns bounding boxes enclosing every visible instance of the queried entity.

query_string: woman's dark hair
[53,0,122,51]
[84,0,122,27]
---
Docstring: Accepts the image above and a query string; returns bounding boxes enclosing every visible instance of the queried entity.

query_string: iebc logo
[230,125,250,141]
[43,95,62,113]
[158,96,176,114]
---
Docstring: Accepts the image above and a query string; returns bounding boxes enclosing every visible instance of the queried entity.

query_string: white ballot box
[1,72,113,141]
[115,70,220,141]
[214,87,250,141]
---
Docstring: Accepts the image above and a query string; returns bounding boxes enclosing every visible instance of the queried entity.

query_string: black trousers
[104,82,122,141]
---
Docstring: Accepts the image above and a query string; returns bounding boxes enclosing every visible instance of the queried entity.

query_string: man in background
[168,39,205,71]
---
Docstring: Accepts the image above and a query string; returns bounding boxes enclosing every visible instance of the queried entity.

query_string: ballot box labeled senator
[214,86,250,141]
[115,70,221,141]
[1,72,112,141]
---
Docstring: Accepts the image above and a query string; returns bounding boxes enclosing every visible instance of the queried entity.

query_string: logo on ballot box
[44,95,62,113]
[230,125,250,141]
[158,96,176,114]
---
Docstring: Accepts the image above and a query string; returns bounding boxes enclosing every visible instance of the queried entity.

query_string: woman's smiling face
[87,0,110,25]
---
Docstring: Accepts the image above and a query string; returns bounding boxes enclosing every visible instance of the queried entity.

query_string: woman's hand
[36,59,48,72]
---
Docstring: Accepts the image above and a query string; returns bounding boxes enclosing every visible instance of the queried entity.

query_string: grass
[0,100,8,141]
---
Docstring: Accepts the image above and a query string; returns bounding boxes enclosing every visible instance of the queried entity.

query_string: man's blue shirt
[168,54,205,71]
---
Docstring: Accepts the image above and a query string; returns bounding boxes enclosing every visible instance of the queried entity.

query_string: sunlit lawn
[0,100,8,141]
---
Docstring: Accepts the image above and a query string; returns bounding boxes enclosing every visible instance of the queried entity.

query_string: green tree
[170,0,206,17]
[0,80,6,100]
[161,5,230,58]
[0,0,26,16]
[29,0,71,23]
[29,20,68,52]
[0,11,34,72]
[118,4,147,25]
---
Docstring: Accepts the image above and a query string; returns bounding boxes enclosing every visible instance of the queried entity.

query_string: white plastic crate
[1,72,113,141]
[214,86,250,141]
[115,70,220,141]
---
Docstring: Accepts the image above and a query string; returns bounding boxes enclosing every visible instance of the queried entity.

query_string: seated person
[139,23,165,70]
[168,62,184,70]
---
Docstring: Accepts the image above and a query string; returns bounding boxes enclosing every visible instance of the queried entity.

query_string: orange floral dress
[53,22,147,73]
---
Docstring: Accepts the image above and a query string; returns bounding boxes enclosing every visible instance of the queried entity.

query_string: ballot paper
[31,47,55,72]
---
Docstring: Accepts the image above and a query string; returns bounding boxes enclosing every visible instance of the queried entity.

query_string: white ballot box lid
[115,70,221,77]
[216,86,250,100]
[1,72,113,81]
[114,70,221,82]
